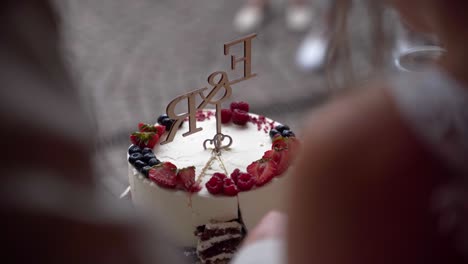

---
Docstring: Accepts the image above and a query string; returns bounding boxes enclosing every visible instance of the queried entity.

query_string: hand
[242,211,287,247]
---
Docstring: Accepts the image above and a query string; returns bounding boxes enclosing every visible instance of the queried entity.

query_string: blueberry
[269,129,280,139]
[141,166,152,177]
[128,145,142,154]
[161,118,175,131]
[142,153,156,162]
[128,153,143,164]
[157,114,169,125]
[275,125,290,133]
[148,158,161,166]
[141,147,153,155]
[282,130,295,137]
[134,160,147,170]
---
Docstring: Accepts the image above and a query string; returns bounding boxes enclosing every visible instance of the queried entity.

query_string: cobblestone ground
[58,0,398,196]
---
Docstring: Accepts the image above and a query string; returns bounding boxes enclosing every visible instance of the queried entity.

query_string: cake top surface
[154,110,275,196]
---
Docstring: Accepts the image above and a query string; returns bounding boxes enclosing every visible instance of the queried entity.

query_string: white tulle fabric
[390,67,468,258]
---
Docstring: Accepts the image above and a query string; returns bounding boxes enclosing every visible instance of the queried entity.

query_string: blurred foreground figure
[234,0,468,263]
[0,2,182,263]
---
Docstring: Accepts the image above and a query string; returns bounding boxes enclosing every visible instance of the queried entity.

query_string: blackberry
[142,147,153,155]
[282,130,295,138]
[143,153,156,162]
[128,145,142,154]
[161,118,175,131]
[128,153,143,164]
[157,114,169,125]
[148,158,161,166]
[134,160,147,170]
[275,125,290,133]
[141,166,152,177]
[269,129,280,139]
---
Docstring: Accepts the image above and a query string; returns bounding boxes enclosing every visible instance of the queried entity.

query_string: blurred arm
[287,87,443,264]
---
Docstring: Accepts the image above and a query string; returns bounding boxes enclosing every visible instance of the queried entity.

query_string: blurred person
[295,0,336,71]
[232,0,468,263]
[233,0,312,33]
[0,1,184,263]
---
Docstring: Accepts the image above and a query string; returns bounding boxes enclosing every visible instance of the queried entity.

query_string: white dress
[233,67,468,263]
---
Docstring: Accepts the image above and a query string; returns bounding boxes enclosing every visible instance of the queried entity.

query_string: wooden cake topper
[160,33,257,153]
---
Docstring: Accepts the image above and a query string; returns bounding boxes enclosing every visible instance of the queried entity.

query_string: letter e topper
[160,34,257,154]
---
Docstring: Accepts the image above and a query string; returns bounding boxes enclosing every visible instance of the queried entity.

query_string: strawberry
[230,168,241,185]
[148,162,178,188]
[130,132,160,148]
[262,150,275,160]
[223,178,238,196]
[272,136,288,151]
[273,148,290,175]
[138,122,166,137]
[230,101,250,112]
[232,109,249,126]
[221,109,232,124]
[155,125,166,137]
[237,172,255,191]
[247,158,278,187]
[206,175,223,194]
[177,166,199,192]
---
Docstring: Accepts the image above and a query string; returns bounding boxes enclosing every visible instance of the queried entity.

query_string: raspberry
[232,109,249,126]
[223,178,239,196]
[230,101,250,112]
[237,172,255,191]
[206,176,223,194]
[213,172,227,181]
[221,109,232,124]
[230,168,241,185]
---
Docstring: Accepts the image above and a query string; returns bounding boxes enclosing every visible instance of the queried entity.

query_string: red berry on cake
[230,101,250,112]
[130,132,160,148]
[221,109,232,124]
[177,166,199,192]
[272,149,290,175]
[148,162,178,188]
[232,109,249,126]
[247,159,278,187]
[223,178,239,196]
[272,136,288,151]
[237,172,255,191]
[206,175,223,194]
[213,172,227,181]
[155,125,166,137]
[262,150,275,160]
[230,168,241,185]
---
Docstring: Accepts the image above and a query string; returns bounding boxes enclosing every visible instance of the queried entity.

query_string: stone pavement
[58,0,396,196]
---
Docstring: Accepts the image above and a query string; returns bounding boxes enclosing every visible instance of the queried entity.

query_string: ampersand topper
[160,33,257,153]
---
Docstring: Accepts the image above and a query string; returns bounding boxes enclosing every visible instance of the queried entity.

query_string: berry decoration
[206,175,223,194]
[230,101,250,112]
[232,109,249,126]
[221,109,232,124]
[223,178,239,196]
[148,162,178,188]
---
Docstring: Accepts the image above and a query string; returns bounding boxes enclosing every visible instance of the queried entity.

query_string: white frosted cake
[127,102,299,262]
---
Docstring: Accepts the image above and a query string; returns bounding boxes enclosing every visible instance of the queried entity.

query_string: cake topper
[160,33,257,153]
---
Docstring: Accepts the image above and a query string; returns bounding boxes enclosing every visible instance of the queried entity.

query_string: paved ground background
[57,0,400,196]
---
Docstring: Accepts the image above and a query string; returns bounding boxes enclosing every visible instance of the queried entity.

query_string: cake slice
[195,220,244,264]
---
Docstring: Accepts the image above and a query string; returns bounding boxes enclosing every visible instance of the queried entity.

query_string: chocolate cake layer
[198,227,241,241]
[198,237,242,259]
